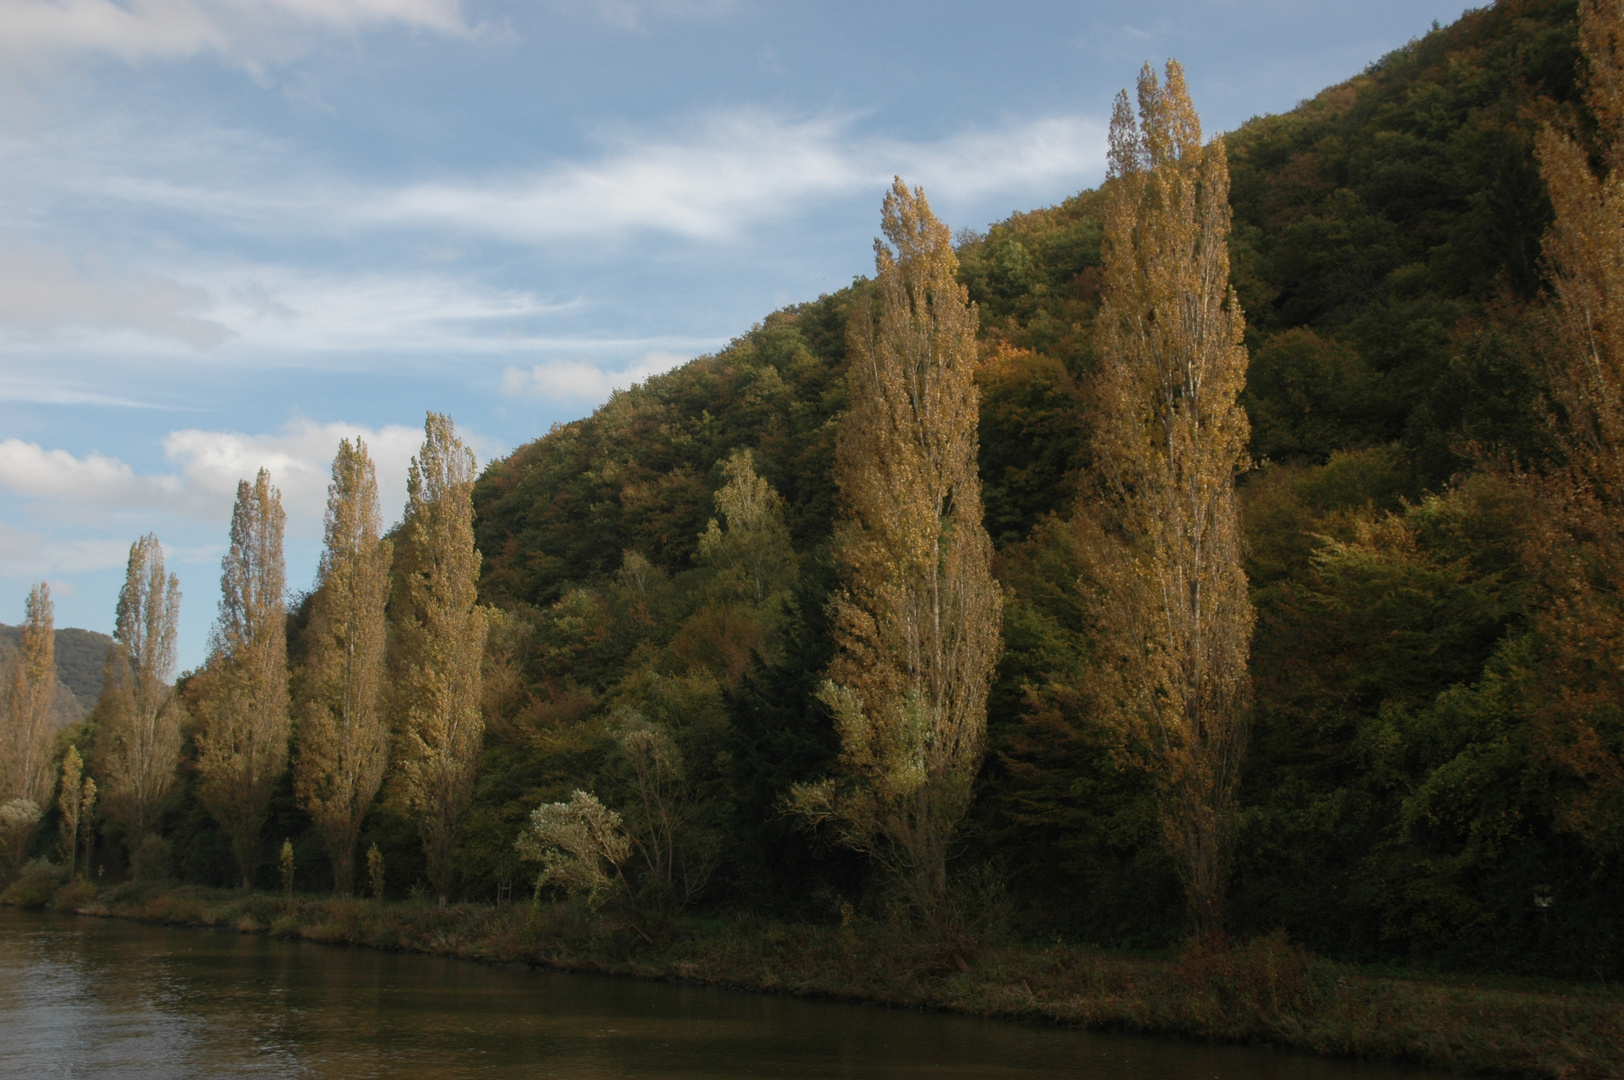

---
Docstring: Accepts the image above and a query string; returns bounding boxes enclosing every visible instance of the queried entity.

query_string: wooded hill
[0,625,110,722]
[463,0,1614,975]
[73,0,1620,980]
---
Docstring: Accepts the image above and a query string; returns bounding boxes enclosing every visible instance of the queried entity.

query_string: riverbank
[6,876,1621,1079]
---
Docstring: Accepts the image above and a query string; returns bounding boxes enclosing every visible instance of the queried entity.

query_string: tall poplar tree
[99,534,183,844]
[296,439,393,896]
[1529,0,1624,854]
[196,469,290,890]
[395,412,487,907]
[789,179,1001,924]
[2,584,59,809]
[1084,62,1253,941]
[57,745,92,876]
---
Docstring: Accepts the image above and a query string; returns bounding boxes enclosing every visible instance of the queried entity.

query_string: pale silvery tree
[99,535,183,845]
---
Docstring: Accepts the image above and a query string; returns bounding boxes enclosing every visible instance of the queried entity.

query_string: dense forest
[5,0,1622,982]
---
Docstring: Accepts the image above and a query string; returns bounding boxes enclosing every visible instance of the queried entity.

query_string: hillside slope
[462,0,1620,976]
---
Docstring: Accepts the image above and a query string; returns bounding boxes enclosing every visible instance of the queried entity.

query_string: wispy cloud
[29,108,1105,248]
[371,112,862,242]
[0,0,474,68]
[0,256,585,361]
[502,349,688,403]
[368,111,1106,243]
[883,116,1107,203]
[0,242,229,348]
[0,522,136,577]
[0,108,1104,372]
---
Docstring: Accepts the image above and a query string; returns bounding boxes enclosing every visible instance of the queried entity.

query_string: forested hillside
[17,0,1619,983]
[463,0,1616,975]
[0,624,109,721]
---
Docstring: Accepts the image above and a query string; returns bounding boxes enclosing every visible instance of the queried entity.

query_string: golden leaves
[1088,62,1253,939]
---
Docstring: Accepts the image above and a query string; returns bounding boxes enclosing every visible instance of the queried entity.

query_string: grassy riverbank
[6,874,1622,1079]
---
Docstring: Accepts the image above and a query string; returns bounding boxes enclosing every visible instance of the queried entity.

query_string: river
[0,907,1441,1079]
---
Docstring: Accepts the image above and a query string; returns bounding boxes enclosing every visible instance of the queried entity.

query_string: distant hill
[0,623,113,722]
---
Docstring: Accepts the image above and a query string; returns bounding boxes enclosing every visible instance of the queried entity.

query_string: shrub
[130,834,173,884]
[0,860,66,909]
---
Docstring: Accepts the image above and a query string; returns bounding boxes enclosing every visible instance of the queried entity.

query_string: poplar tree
[196,469,291,890]
[395,412,487,907]
[789,179,1001,925]
[1529,0,1624,851]
[99,534,183,844]
[1,584,59,838]
[296,439,393,896]
[57,745,92,876]
[1085,62,1253,941]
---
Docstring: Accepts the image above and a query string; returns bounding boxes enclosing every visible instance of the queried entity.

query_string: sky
[0,0,1473,670]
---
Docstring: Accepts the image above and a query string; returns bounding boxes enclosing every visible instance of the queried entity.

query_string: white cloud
[0,0,472,67]
[502,349,687,403]
[0,243,229,348]
[55,109,1105,248]
[0,438,189,511]
[883,116,1108,203]
[374,112,863,243]
[372,111,1108,242]
[0,419,436,552]
[161,418,428,527]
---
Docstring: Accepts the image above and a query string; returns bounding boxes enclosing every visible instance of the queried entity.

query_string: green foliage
[1222,0,1578,486]
[47,0,1624,982]
[0,859,65,908]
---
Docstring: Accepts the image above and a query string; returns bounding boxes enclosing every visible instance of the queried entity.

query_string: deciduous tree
[57,745,94,876]
[99,535,183,844]
[296,439,393,895]
[789,179,1002,925]
[196,469,290,889]
[1529,0,1624,857]
[1084,62,1253,941]
[394,412,487,907]
[697,448,797,606]
[1,583,58,865]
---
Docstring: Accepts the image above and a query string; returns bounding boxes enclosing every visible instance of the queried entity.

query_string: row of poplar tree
[511,61,1253,940]
[0,65,1252,934]
[7,0,1624,943]
[0,414,486,907]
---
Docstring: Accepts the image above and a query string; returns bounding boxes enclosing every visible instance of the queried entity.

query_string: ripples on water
[0,908,1440,1080]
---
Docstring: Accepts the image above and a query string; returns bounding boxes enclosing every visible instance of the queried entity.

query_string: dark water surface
[0,908,1440,1080]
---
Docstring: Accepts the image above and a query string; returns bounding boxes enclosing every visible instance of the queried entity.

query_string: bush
[52,876,100,912]
[0,860,67,909]
[131,834,173,884]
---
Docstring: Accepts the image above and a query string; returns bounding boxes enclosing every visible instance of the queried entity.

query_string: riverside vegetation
[7,1,1624,1076]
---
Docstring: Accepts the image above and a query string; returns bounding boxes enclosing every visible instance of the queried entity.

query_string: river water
[0,908,1440,1080]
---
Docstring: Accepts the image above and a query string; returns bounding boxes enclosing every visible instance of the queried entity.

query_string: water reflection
[1,908,1437,1079]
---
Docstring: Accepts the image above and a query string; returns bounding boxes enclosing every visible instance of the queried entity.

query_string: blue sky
[0,0,1471,669]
